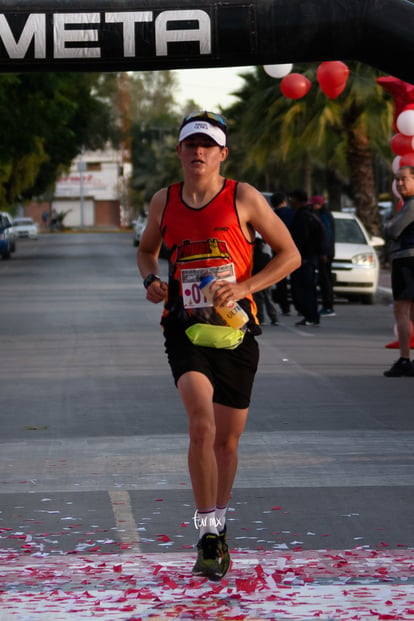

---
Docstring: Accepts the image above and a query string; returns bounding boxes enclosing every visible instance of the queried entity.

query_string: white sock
[215,505,228,533]
[196,509,219,537]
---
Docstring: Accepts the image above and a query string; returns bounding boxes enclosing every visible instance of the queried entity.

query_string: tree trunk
[302,153,312,199]
[326,168,344,211]
[347,128,381,236]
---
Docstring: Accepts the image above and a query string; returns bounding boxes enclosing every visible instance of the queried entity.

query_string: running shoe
[218,525,231,578]
[192,533,228,581]
[384,357,414,377]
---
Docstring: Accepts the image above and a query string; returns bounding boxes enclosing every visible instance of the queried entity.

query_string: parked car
[12,217,38,239]
[132,215,147,247]
[0,211,16,259]
[332,212,384,305]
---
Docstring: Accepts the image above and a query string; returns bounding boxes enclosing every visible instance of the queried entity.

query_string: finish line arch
[0,0,413,83]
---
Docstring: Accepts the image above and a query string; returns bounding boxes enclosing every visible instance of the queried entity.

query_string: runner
[137,110,300,579]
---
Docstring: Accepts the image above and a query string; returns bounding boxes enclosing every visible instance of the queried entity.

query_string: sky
[172,66,255,111]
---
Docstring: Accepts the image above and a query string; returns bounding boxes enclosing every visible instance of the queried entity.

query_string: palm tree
[223,64,393,235]
[339,63,394,235]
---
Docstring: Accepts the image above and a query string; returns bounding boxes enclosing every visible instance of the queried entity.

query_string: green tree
[223,64,393,235]
[0,73,117,210]
[129,71,182,214]
[340,64,394,234]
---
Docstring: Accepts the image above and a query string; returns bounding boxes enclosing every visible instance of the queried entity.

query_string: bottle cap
[199,274,215,289]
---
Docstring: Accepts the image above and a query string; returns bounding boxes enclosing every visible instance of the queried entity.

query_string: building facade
[25,146,131,229]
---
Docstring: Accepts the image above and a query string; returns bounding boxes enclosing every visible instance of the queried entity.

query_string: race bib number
[181,264,236,309]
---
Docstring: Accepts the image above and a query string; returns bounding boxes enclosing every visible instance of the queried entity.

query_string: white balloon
[396,109,414,136]
[263,64,293,78]
[392,156,401,174]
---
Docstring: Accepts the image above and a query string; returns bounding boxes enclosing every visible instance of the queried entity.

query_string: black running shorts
[164,326,259,409]
[391,257,414,301]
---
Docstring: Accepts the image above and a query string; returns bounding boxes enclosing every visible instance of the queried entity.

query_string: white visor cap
[178,120,226,147]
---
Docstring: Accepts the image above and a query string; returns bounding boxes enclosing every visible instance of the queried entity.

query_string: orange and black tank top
[160,179,259,330]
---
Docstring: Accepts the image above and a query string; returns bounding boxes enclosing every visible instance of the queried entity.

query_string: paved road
[0,233,413,620]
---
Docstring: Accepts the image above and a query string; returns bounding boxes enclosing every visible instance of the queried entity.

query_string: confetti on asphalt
[1,548,414,620]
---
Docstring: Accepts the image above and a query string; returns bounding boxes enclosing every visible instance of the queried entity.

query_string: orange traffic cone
[385,322,414,349]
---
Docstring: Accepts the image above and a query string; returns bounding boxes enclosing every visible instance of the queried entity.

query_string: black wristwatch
[143,273,161,289]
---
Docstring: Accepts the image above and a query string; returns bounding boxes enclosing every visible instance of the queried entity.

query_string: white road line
[108,489,141,552]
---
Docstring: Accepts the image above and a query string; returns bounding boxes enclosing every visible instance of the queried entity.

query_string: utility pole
[78,148,86,229]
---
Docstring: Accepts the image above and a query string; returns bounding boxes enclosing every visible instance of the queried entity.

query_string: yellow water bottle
[199,274,249,330]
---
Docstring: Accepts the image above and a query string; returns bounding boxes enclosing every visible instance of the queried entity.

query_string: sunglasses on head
[181,110,227,130]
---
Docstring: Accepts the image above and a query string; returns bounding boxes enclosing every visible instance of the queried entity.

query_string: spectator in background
[311,195,336,317]
[271,192,294,229]
[384,165,414,377]
[271,192,294,315]
[289,189,327,326]
[253,235,279,325]
[50,208,58,232]
[41,210,49,231]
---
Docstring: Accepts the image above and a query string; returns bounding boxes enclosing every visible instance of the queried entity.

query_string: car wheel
[361,293,375,305]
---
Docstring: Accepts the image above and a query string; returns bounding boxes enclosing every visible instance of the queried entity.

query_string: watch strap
[143,273,161,289]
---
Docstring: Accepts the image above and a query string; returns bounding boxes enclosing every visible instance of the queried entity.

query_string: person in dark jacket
[270,192,294,315]
[289,189,327,326]
[252,236,279,325]
[311,195,336,317]
[384,165,414,377]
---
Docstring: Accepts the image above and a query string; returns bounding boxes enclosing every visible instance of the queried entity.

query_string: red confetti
[161,575,178,589]
[235,577,259,593]
[255,564,265,579]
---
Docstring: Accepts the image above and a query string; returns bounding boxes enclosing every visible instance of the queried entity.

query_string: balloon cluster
[390,107,414,171]
[377,76,414,205]
[264,61,349,100]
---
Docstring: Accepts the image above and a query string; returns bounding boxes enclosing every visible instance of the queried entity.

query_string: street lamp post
[78,149,86,229]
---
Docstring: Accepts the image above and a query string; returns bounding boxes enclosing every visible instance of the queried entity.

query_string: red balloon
[400,152,414,167]
[390,133,414,155]
[320,82,347,100]
[280,73,311,99]
[377,77,414,132]
[317,61,350,92]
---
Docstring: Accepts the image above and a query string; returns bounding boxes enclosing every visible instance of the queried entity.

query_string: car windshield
[15,219,33,225]
[335,218,367,244]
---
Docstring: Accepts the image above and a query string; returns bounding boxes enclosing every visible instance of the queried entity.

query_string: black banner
[0,0,412,82]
